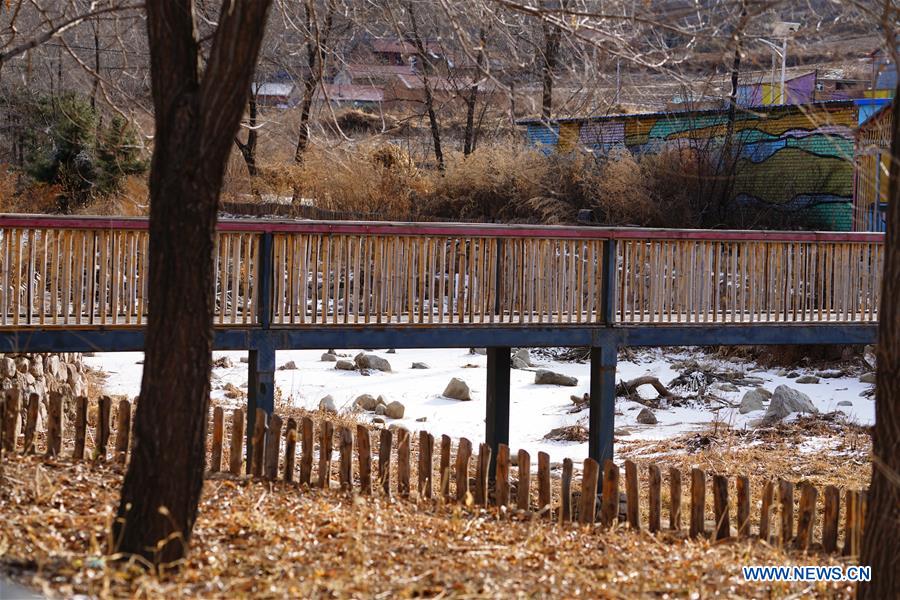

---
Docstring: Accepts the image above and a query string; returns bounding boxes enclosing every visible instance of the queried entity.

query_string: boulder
[859,372,876,384]
[837,400,853,407]
[29,356,44,379]
[354,353,392,372]
[636,408,658,424]
[754,387,773,400]
[739,388,768,414]
[415,416,427,422]
[469,348,487,356]
[373,416,386,425]
[321,352,337,362]
[711,382,739,393]
[354,394,378,411]
[375,404,386,415]
[443,377,471,401]
[384,401,405,419]
[335,360,356,371]
[511,356,530,370]
[761,385,818,425]
[795,375,820,384]
[15,358,29,373]
[512,348,532,367]
[318,395,337,413]
[386,348,396,354]
[278,360,298,371]
[223,383,244,399]
[411,362,429,369]
[863,345,877,370]
[212,356,233,369]
[0,357,15,378]
[534,369,578,387]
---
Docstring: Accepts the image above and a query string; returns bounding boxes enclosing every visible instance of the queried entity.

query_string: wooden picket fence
[0,392,868,556]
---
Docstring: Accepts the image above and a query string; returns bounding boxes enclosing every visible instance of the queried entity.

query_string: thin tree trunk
[539,0,567,122]
[407,1,443,171]
[234,91,259,177]
[858,79,900,600]
[112,0,271,566]
[293,0,336,166]
[294,77,317,164]
[463,26,488,156]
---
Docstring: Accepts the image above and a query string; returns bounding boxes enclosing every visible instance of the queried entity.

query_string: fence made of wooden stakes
[1,394,868,556]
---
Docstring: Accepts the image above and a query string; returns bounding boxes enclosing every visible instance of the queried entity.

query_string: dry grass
[0,454,860,599]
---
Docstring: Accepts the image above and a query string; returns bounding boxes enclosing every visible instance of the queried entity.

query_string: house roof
[371,38,443,55]
[515,99,858,126]
[394,73,498,92]
[345,64,417,78]
[252,82,295,97]
[320,83,384,103]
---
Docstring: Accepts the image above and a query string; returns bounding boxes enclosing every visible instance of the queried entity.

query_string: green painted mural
[521,101,859,230]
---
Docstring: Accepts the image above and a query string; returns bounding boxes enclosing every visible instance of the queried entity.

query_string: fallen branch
[617,376,674,399]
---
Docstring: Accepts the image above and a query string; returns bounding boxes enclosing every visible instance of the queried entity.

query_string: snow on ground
[85,348,874,464]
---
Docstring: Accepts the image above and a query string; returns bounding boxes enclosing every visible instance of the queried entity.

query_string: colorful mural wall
[522,101,859,230]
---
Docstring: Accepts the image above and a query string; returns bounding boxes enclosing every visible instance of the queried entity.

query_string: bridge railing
[269,226,607,326]
[615,230,884,325]
[0,215,885,329]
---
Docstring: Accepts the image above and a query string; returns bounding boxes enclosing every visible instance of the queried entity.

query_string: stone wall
[0,353,89,429]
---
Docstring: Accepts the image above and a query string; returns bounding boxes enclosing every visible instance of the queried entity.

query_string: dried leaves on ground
[1,454,860,599]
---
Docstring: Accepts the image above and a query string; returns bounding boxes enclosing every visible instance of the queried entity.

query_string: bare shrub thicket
[219,138,828,229]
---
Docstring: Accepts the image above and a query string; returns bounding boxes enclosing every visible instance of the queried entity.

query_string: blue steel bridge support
[246,232,275,467]
[485,346,511,475]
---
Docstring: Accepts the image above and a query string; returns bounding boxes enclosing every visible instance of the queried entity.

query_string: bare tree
[859,2,900,595]
[538,0,570,121]
[234,87,260,178]
[112,0,272,565]
[293,0,338,165]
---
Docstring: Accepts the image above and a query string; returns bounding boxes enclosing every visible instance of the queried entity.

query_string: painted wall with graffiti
[521,100,859,230]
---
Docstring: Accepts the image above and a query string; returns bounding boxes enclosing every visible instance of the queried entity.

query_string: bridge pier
[485,346,511,474]
[246,341,276,470]
[589,344,617,466]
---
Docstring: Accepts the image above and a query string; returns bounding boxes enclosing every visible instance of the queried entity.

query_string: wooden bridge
[0,215,883,465]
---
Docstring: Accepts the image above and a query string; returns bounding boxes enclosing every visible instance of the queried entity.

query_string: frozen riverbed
[86,347,874,464]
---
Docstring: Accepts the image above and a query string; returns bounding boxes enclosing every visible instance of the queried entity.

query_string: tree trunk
[858,80,900,600]
[112,0,271,566]
[407,1,443,171]
[234,91,259,178]
[463,26,488,157]
[711,1,747,226]
[293,0,336,166]
[539,0,566,122]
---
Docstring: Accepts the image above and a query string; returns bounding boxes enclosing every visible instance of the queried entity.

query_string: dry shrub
[75,175,149,216]
[331,108,398,135]
[422,145,603,223]
[0,175,63,214]
[594,149,659,225]
[291,142,427,217]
